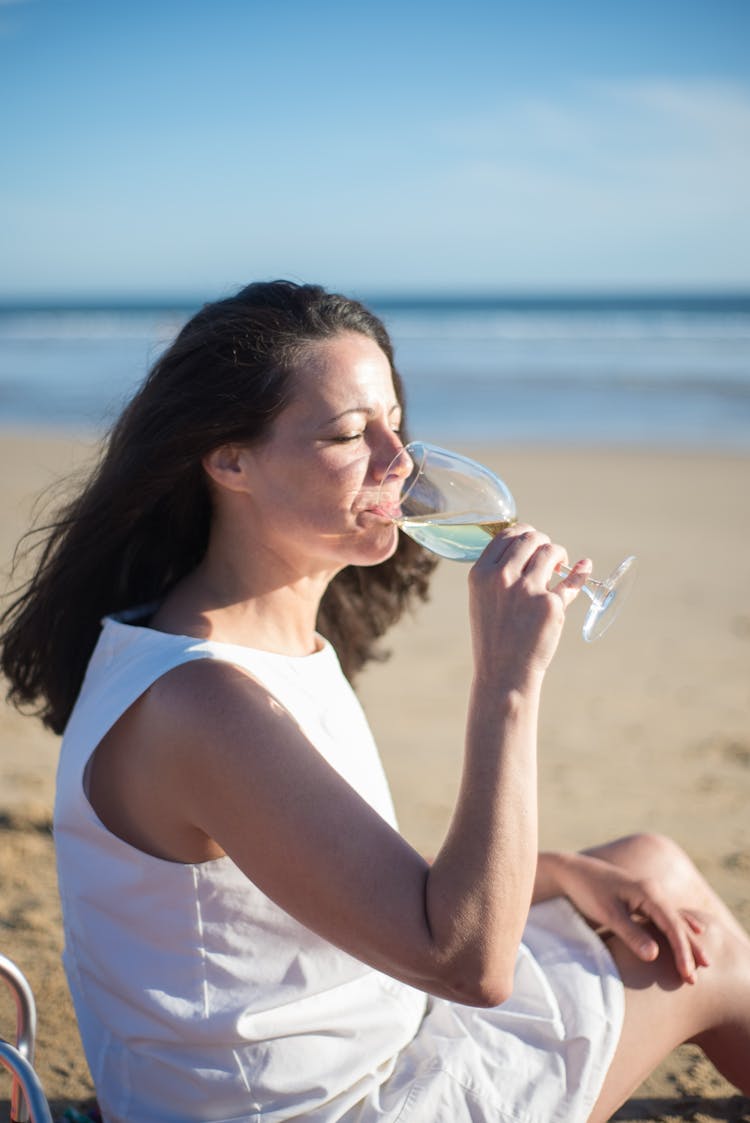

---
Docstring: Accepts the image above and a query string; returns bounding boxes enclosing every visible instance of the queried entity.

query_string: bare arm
[91,527,587,1007]
[418,527,587,1000]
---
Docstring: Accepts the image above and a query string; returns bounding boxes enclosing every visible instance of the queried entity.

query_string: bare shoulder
[88,657,297,862]
[123,655,306,793]
[142,656,287,735]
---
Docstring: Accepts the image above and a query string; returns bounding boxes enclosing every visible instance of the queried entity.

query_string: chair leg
[0,1040,53,1123]
[1,954,40,1123]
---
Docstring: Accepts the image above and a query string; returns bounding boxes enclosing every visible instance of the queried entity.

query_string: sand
[0,429,748,1122]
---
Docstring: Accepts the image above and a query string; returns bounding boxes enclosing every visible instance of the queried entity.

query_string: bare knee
[585,831,698,891]
[629,832,699,890]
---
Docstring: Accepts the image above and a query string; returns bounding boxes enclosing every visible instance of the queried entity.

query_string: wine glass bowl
[377,441,636,642]
[377,442,517,561]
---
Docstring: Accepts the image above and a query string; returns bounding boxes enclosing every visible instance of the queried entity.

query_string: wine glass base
[582,555,637,643]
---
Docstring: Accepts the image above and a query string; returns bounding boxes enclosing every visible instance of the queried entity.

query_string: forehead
[289,332,400,414]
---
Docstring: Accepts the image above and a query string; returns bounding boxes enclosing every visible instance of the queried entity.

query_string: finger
[640,901,698,983]
[609,911,661,964]
[551,558,592,610]
[611,891,699,983]
[688,931,711,969]
[681,911,711,968]
[483,526,548,572]
[522,540,568,583]
[681,909,705,935]
[475,522,533,565]
[499,521,535,537]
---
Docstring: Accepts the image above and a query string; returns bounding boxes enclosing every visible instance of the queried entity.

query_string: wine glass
[377,441,636,642]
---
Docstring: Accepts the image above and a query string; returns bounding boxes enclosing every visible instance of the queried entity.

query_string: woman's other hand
[545,851,710,985]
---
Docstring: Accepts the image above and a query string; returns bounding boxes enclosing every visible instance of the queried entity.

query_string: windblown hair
[1,281,437,734]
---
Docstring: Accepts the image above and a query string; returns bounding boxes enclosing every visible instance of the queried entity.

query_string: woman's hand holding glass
[467,523,591,685]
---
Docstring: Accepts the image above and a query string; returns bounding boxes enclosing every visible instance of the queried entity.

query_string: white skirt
[354,898,625,1123]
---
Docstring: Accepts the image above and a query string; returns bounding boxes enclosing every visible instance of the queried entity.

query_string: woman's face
[232,331,407,575]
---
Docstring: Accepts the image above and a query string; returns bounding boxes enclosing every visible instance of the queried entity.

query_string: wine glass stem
[556,564,609,606]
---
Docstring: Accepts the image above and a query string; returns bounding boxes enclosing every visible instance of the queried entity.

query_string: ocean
[1,294,749,449]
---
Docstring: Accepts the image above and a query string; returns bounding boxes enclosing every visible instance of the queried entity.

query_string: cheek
[268,478,352,534]
[253,449,366,531]
[309,456,367,507]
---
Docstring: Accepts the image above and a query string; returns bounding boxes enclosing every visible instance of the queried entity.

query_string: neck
[153,520,339,656]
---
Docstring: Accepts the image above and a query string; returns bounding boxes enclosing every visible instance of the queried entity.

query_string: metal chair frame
[0,954,53,1123]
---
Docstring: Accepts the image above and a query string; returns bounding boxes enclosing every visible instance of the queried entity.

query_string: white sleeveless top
[54,614,624,1123]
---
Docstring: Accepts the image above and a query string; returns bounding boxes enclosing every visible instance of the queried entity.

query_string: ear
[202,445,252,494]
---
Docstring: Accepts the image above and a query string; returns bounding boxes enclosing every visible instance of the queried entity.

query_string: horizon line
[1,286,749,311]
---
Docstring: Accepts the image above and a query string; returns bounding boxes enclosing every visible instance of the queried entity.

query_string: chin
[349,524,400,567]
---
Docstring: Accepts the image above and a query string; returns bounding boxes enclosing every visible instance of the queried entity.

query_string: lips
[358,503,390,520]
[354,495,402,525]
[369,499,404,519]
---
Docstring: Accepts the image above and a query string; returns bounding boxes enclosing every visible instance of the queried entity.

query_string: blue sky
[1,0,749,298]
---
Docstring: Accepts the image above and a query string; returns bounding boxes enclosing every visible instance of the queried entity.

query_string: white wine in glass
[377,441,636,642]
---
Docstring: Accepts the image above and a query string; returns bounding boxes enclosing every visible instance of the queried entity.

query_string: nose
[371,438,413,490]
[370,434,417,518]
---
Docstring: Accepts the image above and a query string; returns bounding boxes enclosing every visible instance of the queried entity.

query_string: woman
[2,281,748,1123]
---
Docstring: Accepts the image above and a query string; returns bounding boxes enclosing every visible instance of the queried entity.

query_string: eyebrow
[320,403,402,427]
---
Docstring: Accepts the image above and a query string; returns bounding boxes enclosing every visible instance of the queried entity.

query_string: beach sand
[0,430,748,1122]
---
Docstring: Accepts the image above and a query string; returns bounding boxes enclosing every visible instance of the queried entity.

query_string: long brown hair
[1,281,437,734]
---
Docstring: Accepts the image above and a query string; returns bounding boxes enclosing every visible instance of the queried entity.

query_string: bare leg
[581,834,750,1123]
